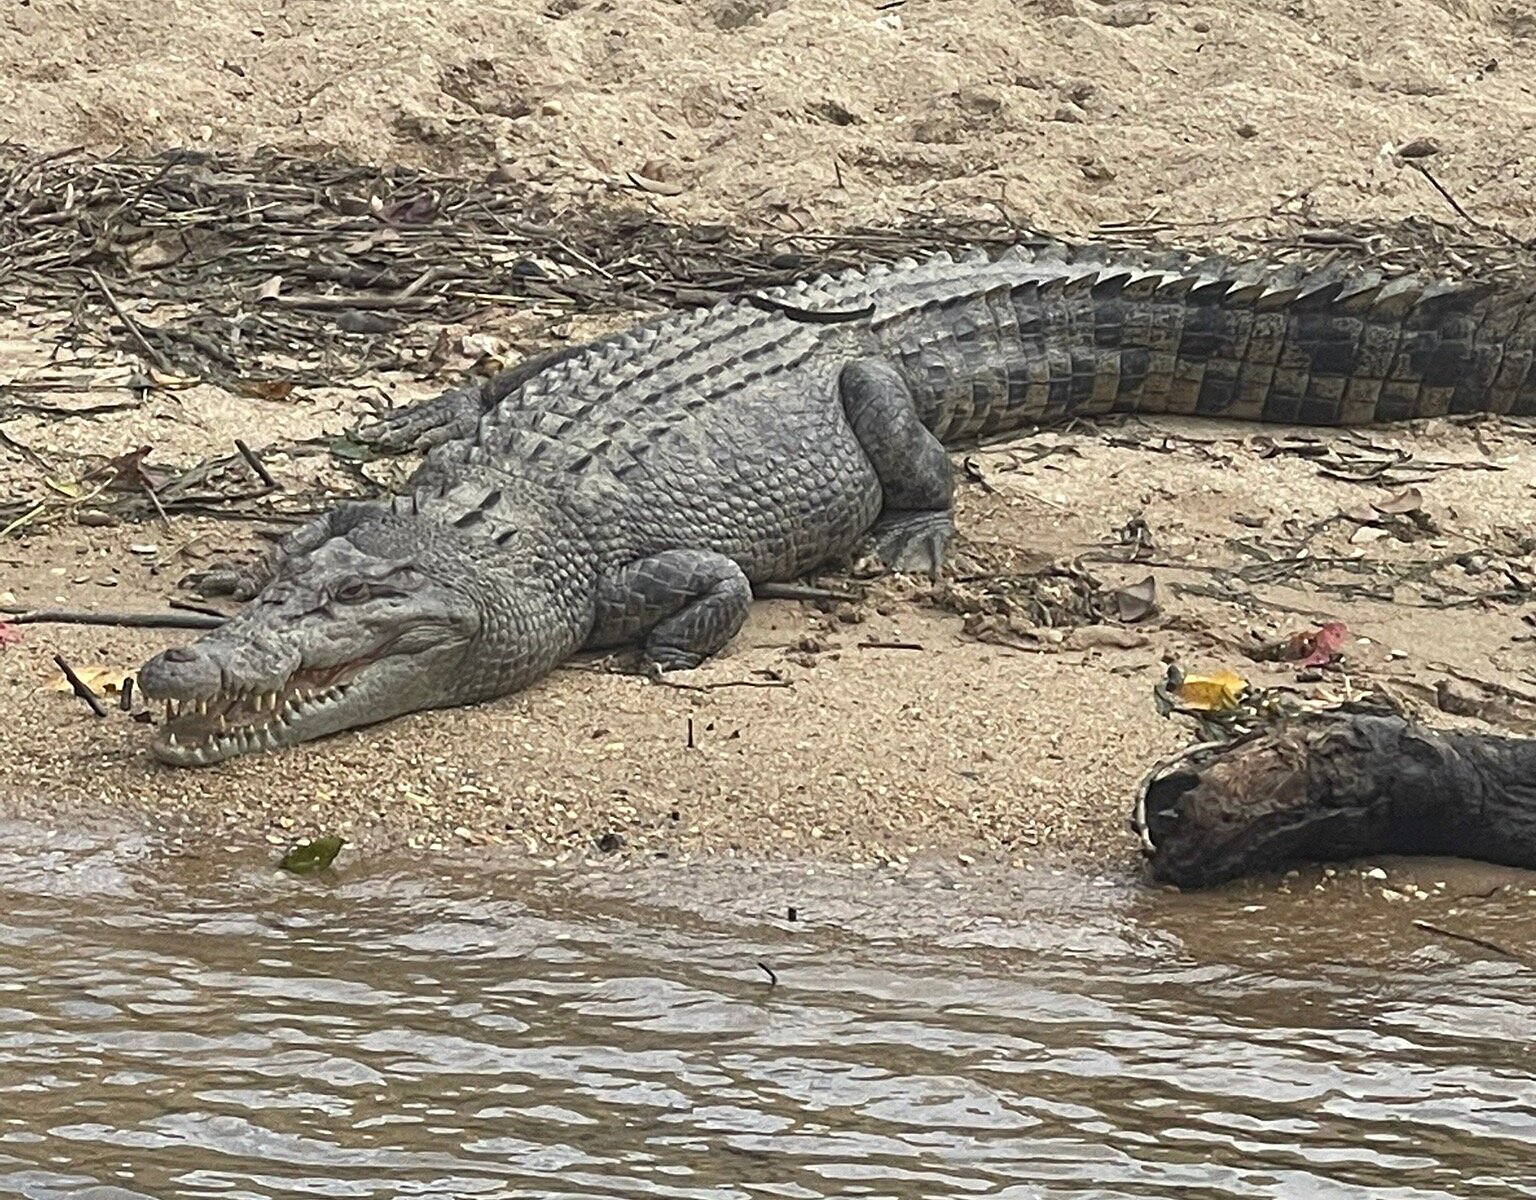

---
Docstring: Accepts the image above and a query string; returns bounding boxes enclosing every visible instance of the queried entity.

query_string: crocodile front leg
[188,556,273,601]
[589,549,753,670]
[840,359,956,578]
[351,344,609,455]
[181,509,342,600]
[350,381,490,454]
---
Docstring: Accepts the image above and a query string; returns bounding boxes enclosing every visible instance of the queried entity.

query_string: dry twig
[52,653,108,717]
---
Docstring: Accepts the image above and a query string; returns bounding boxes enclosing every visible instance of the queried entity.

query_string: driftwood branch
[4,607,227,630]
[1135,712,1536,888]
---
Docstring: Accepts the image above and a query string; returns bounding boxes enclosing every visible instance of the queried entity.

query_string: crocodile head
[138,502,525,766]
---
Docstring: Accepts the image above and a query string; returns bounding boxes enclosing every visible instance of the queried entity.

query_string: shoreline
[8,397,1536,875]
[4,112,1536,875]
[0,533,1188,874]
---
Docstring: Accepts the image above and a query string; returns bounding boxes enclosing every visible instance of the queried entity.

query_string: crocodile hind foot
[862,510,955,579]
[838,358,956,580]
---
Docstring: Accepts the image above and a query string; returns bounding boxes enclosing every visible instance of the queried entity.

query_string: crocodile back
[428,244,1536,574]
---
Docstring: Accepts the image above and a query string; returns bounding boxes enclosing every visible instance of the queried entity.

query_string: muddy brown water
[1,821,1533,1199]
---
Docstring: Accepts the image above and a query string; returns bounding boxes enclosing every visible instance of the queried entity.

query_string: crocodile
[138,242,1536,766]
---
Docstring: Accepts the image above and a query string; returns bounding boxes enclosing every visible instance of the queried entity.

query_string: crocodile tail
[879,247,1536,445]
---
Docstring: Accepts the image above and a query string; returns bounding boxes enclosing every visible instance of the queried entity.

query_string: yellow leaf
[44,477,82,499]
[1175,669,1248,712]
[47,664,134,695]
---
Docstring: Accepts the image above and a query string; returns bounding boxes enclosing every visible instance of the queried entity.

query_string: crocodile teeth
[164,686,349,739]
[153,670,358,765]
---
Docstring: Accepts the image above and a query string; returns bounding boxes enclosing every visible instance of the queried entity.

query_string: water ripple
[0,829,1532,1198]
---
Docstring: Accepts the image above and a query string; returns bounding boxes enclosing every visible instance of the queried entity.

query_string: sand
[2,0,1535,874]
[4,0,1534,240]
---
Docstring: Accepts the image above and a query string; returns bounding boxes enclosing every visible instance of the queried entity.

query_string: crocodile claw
[862,511,955,580]
[643,658,708,682]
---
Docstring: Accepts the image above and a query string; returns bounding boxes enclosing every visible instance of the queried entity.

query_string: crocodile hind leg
[839,359,955,578]
[589,549,754,670]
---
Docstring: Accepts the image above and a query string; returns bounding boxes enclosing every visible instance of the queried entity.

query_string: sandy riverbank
[2,0,1535,872]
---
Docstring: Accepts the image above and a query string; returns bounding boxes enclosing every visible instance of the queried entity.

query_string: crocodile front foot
[590,549,753,672]
[351,386,486,455]
[860,510,955,580]
[181,557,273,601]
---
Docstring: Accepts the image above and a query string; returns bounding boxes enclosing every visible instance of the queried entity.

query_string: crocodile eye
[333,579,370,603]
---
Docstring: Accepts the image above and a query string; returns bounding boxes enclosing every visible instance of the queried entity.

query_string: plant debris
[1151,659,1388,744]
[279,835,347,875]
[1107,575,1158,623]
[5,146,1535,393]
[0,146,1037,391]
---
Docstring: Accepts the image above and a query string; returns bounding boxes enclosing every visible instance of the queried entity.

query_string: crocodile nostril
[163,646,199,663]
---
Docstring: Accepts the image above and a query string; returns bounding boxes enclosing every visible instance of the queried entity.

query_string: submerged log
[1134,713,1536,889]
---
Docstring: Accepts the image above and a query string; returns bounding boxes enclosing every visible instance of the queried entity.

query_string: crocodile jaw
[150,661,367,766]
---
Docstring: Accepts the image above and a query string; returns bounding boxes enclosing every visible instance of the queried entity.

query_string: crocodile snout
[139,643,225,699]
[139,634,296,700]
